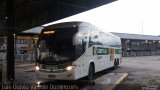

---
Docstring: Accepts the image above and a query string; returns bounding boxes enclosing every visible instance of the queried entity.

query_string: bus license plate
[48,74,56,78]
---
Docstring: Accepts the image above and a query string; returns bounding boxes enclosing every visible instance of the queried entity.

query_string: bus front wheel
[88,64,94,80]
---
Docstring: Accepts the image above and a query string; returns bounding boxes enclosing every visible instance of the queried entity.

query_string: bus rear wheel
[88,64,94,80]
[114,59,118,69]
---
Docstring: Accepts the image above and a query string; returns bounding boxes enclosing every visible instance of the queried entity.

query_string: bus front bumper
[35,70,76,80]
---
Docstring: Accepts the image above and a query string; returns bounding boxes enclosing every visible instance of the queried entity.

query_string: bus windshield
[37,27,78,64]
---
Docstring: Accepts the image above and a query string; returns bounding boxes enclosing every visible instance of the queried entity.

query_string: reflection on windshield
[39,40,74,61]
[37,27,77,63]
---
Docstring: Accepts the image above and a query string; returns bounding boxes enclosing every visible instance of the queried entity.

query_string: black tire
[114,59,118,69]
[117,58,120,65]
[88,64,94,80]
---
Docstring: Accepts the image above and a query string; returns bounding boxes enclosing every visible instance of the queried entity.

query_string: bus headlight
[37,81,41,85]
[36,81,41,87]
[65,66,75,71]
[35,66,40,71]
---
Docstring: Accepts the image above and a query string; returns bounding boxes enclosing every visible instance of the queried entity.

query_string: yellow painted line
[108,73,128,90]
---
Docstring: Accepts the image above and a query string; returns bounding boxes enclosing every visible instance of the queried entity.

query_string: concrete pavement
[1,61,128,90]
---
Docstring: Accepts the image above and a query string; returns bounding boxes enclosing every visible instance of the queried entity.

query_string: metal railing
[122,51,160,57]
[1,53,35,62]
[15,53,35,62]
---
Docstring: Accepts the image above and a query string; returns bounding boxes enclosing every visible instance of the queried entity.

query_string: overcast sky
[43,0,160,36]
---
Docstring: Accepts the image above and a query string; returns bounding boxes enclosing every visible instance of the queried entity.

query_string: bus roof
[43,21,89,30]
[42,21,121,40]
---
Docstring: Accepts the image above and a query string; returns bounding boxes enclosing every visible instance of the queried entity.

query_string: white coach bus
[35,21,122,80]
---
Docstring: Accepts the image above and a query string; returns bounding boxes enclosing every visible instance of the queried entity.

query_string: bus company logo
[51,66,57,70]
[46,65,57,70]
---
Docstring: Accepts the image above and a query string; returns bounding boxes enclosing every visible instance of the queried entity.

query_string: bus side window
[82,39,86,53]
[75,32,88,59]
[89,29,102,47]
[89,35,99,47]
[89,36,93,47]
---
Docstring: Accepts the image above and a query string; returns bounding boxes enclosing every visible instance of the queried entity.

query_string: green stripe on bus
[115,49,122,54]
[93,47,109,55]
[93,47,122,55]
